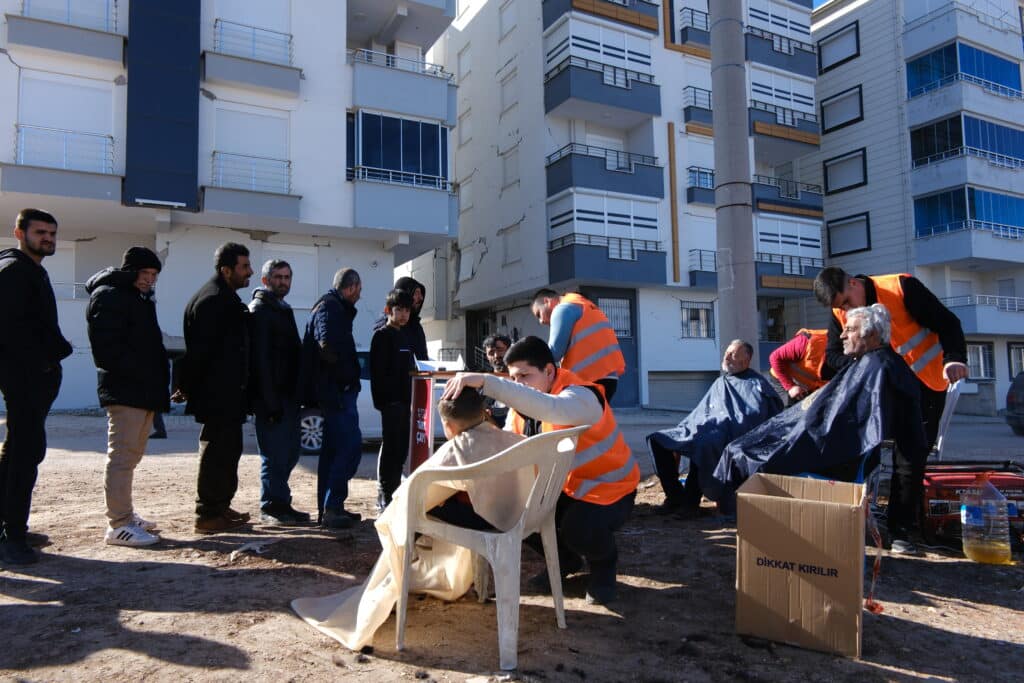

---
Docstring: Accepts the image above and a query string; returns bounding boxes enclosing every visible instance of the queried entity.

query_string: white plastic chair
[395,426,588,671]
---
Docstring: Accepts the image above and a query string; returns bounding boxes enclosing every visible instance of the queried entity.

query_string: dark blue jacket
[300,289,360,409]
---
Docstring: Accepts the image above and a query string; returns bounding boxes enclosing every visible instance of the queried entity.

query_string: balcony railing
[907,72,1024,100]
[683,85,712,109]
[689,248,717,272]
[545,143,658,170]
[752,174,822,197]
[942,294,1024,312]
[598,0,660,8]
[350,165,452,192]
[549,233,661,261]
[915,219,1024,240]
[904,1,1020,35]
[213,18,292,66]
[746,26,815,55]
[688,249,823,275]
[211,151,291,194]
[15,124,114,174]
[750,99,818,126]
[687,166,714,189]
[678,7,709,31]
[912,146,1024,170]
[349,48,452,80]
[545,55,656,88]
[23,0,116,32]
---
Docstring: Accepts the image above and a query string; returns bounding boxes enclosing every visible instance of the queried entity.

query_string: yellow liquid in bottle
[963,541,1013,565]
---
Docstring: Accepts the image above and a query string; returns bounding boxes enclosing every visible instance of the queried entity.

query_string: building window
[907,42,1022,97]
[502,146,519,187]
[1009,342,1024,379]
[499,1,516,39]
[967,342,995,380]
[910,116,962,165]
[914,188,967,235]
[914,186,1024,236]
[826,212,871,256]
[820,85,863,134]
[823,148,867,194]
[501,223,521,265]
[500,71,518,113]
[817,21,859,74]
[459,177,473,213]
[458,109,472,146]
[599,298,632,338]
[357,112,448,186]
[680,301,715,339]
[457,44,472,82]
[963,115,1024,164]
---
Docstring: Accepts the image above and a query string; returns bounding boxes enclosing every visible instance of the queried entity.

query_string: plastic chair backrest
[933,379,962,461]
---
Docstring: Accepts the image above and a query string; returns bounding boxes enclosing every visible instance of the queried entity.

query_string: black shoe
[341,508,361,522]
[527,553,583,594]
[0,539,39,565]
[149,431,167,440]
[26,532,49,548]
[654,497,687,516]
[321,509,355,530]
[286,506,312,523]
[585,554,618,605]
[585,581,617,606]
[260,506,307,526]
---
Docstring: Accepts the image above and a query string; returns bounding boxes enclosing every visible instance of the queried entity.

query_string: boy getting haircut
[437,388,486,428]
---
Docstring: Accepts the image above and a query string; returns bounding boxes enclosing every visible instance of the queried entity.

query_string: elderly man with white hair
[713,304,929,553]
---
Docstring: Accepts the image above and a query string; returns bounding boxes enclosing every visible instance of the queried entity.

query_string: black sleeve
[0,266,36,355]
[87,291,140,378]
[369,329,393,409]
[900,276,967,364]
[822,311,854,380]
[182,297,220,393]
[249,308,281,415]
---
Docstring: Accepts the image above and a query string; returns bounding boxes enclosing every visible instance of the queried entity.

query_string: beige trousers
[105,405,154,528]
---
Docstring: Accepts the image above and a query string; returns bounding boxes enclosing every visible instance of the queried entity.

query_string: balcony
[906,72,1024,129]
[202,19,301,95]
[904,2,1021,69]
[745,26,816,78]
[346,0,455,50]
[909,147,1024,198]
[751,175,823,217]
[544,56,661,128]
[350,49,457,127]
[686,166,715,205]
[682,86,713,136]
[941,295,1024,335]
[674,7,710,58]
[6,0,123,63]
[749,100,819,164]
[0,124,120,201]
[688,249,822,293]
[542,0,659,33]
[202,151,300,220]
[548,233,666,285]
[545,143,663,198]
[352,166,457,240]
[915,220,1024,270]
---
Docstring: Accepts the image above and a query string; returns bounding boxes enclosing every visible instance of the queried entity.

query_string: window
[356,112,448,184]
[823,148,867,194]
[458,109,472,146]
[501,223,521,265]
[1009,342,1024,379]
[910,116,962,164]
[598,298,632,338]
[969,187,1024,228]
[915,186,1024,235]
[957,43,1021,90]
[820,85,863,134]
[499,1,516,38]
[907,42,1022,97]
[906,43,957,96]
[215,107,288,159]
[544,19,653,75]
[967,342,995,380]
[457,44,472,81]
[502,147,519,187]
[459,177,473,213]
[500,71,518,112]
[827,212,871,256]
[962,116,1024,164]
[817,21,859,74]
[681,301,715,339]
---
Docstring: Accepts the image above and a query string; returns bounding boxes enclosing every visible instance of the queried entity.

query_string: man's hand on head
[943,361,969,383]
[440,372,487,401]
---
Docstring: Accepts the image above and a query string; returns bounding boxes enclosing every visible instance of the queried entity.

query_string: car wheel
[299,408,324,455]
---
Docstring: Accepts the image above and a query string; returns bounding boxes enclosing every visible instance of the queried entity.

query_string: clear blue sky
[814,0,828,6]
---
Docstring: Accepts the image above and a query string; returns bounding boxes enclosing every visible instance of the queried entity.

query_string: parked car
[1007,371,1024,436]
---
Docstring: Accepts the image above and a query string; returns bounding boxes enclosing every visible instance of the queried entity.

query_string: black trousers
[650,440,702,508]
[0,368,61,543]
[195,420,243,519]
[376,402,410,507]
[888,381,944,532]
[920,384,946,451]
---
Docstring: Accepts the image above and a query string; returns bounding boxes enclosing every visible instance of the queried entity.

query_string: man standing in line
[303,268,363,529]
[249,259,310,526]
[373,276,428,361]
[531,289,625,401]
[179,242,253,534]
[86,247,168,547]
[0,209,72,564]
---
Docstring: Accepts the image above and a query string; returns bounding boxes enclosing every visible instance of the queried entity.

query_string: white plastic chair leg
[491,535,522,671]
[540,519,566,629]
[473,552,490,603]
[395,538,414,650]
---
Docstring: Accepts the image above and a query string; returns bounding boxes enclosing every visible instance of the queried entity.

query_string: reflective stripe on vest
[559,293,626,383]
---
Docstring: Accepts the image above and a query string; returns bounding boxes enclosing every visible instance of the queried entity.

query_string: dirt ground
[2,416,1024,683]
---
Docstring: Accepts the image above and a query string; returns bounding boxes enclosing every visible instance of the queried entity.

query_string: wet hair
[483,334,512,351]
[16,208,57,231]
[532,288,559,304]
[847,304,892,345]
[813,266,851,307]
[261,259,291,279]
[728,339,754,358]
[385,288,413,311]
[437,387,486,425]
[214,242,249,271]
[333,267,360,291]
[503,336,556,371]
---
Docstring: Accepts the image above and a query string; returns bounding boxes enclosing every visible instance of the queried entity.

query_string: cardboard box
[735,474,866,657]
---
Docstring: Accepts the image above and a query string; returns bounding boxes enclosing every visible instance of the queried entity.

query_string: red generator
[922,461,1024,547]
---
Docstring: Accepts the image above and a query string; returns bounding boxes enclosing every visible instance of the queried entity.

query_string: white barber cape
[291,421,528,650]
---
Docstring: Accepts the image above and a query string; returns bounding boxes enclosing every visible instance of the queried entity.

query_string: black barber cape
[648,369,783,503]
[713,346,927,496]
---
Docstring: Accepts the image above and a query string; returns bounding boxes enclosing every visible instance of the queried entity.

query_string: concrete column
[710,0,760,365]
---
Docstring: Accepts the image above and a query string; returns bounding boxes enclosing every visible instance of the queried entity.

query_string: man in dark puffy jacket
[249,258,308,526]
[179,242,252,534]
[86,247,169,548]
[0,209,72,565]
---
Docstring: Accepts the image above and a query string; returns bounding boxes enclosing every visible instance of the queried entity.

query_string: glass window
[823,148,866,193]
[967,342,995,380]
[968,187,1024,227]
[827,212,870,256]
[421,123,439,177]
[958,43,1021,90]
[346,112,355,177]
[402,119,420,174]
[1009,342,1024,379]
[360,113,381,168]
[906,43,957,96]
[681,301,715,339]
[962,116,1024,161]
[914,188,967,235]
[381,116,401,171]
[358,112,447,182]
[910,116,962,163]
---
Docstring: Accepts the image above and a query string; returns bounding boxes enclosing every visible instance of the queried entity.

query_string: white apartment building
[413,0,823,408]
[0,0,457,409]
[804,0,1024,413]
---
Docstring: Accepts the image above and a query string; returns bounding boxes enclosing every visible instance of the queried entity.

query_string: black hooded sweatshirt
[373,276,428,360]
[0,248,72,382]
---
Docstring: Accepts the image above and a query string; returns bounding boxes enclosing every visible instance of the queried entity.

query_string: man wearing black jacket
[179,242,253,534]
[0,209,72,564]
[249,259,309,526]
[86,247,169,547]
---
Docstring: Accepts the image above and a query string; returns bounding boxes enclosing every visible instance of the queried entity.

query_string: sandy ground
[2,415,1024,683]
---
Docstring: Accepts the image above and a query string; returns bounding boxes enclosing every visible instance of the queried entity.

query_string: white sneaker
[105,523,159,547]
[132,513,158,531]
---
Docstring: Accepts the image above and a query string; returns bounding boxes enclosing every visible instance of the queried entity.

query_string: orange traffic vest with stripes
[770,329,828,391]
[834,274,948,392]
[508,368,638,506]
[559,293,626,383]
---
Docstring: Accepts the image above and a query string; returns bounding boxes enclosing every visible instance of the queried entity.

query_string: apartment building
[414,0,822,408]
[0,0,456,409]
[804,0,1024,413]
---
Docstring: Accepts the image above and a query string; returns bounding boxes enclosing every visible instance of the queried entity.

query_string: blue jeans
[254,401,301,510]
[317,388,362,514]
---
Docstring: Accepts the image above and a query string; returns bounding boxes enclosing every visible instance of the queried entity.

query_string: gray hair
[333,267,360,291]
[728,339,754,358]
[847,304,891,344]
[261,258,291,279]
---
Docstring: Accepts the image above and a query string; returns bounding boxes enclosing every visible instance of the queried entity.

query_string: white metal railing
[915,219,1024,240]
[545,55,656,88]
[548,233,661,261]
[908,71,1024,100]
[750,99,818,126]
[545,143,658,170]
[746,26,816,55]
[942,294,1024,312]
[214,18,292,66]
[683,85,712,109]
[687,249,823,275]
[687,166,714,189]
[904,1,1020,35]
[349,49,452,80]
[351,165,452,191]
[22,0,116,32]
[752,174,823,197]
[912,145,1024,169]
[211,151,291,194]
[15,124,114,174]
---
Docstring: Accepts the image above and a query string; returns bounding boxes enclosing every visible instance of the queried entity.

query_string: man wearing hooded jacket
[373,276,428,361]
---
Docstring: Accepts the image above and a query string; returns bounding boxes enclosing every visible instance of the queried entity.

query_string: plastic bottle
[960,472,1013,565]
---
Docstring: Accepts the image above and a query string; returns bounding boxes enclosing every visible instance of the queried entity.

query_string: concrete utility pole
[710,0,760,366]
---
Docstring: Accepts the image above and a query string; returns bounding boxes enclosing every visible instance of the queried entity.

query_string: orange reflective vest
[559,293,626,383]
[508,368,638,506]
[770,329,828,391]
[834,274,948,392]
